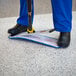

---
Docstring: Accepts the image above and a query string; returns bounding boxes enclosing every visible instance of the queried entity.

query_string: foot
[8,24,27,36]
[57,32,70,48]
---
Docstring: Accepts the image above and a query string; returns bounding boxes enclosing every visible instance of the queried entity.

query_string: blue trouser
[51,0,72,32]
[17,0,72,32]
[17,0,34,26]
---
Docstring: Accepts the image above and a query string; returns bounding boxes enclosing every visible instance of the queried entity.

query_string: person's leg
[51,0,72,48]
[8,0,34,36]
[17,0,34,26]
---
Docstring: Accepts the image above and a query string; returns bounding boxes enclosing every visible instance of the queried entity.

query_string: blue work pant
[17,0,72,32]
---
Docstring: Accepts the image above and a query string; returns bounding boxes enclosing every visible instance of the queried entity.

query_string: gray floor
[0,0,76,18]
[0,12,76,76]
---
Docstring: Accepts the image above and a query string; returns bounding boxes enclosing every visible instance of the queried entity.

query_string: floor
[0,12,76,76]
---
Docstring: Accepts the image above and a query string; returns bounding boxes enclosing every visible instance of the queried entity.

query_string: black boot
[8,24,27,36]
[57,32,71,48]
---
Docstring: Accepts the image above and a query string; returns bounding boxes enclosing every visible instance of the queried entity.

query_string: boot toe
[8,29,12,33]
[8,24,27,36]
[57,41,70,48]
[57,32,70,48]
